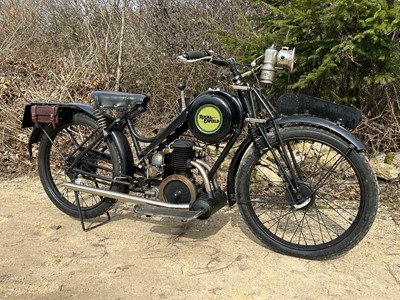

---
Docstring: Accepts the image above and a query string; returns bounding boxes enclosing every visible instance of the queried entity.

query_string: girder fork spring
[249,125,265,151]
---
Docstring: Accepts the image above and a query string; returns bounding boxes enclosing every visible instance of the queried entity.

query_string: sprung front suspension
[249,124,265,153]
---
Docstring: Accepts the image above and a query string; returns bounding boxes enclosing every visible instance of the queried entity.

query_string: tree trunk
[115,0,126,91]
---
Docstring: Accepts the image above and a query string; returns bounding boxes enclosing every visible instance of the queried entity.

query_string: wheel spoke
[41,117,118,216]
[237,126,379,258]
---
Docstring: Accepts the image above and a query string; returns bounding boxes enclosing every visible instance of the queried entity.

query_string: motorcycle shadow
[105,203,263,244]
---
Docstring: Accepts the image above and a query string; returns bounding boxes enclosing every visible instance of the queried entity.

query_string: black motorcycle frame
[22,55,364,208]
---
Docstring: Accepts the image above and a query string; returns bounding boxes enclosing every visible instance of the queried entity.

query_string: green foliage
[384,152,395,164]
[219,0,400,104]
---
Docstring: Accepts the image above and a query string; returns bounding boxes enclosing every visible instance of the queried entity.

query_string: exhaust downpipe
[63,182,190,209]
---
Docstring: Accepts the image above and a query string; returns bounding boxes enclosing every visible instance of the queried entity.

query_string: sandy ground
[0,175,399,300]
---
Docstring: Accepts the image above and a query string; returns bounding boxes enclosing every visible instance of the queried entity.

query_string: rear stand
[74,191,111,232]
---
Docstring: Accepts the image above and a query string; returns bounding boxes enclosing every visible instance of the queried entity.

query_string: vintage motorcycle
[22,46,378,259]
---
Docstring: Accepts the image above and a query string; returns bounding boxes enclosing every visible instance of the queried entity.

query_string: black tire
[38,113,127,219]
[236,126,378,259]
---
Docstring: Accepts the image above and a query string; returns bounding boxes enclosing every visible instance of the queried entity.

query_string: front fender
[275,115,365,151]
[226,115,365,206]
[227,135,253,206]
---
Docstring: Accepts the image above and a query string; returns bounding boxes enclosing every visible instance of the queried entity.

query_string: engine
[146,138,227,219]
[148,139,198,204]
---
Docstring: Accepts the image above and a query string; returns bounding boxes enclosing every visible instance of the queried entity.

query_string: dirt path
[0,175,399,299]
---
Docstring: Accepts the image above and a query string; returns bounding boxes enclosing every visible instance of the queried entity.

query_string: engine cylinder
[171,139,195,172]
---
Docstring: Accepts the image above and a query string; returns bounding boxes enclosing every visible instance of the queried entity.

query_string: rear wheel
[236,126,378,259]
[38,113,127,219]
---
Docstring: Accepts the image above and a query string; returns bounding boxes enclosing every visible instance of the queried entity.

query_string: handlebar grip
[182,51,210,60]
[210,58,230,67]
[181,51,230,67]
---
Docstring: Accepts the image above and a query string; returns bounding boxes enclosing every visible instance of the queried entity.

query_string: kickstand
[74,191,111,232]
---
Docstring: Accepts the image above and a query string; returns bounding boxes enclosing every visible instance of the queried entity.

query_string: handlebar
[178,45,295,84]
[178,51,230,67]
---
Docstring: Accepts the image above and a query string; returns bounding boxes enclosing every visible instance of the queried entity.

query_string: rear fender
[109,130,134,178]
[23,103,96,157]
[226,115,365,206]
[22,103,96,129]
[25,103,134,176]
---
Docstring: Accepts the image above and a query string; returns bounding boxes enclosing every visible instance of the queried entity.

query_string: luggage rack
[276,93,362,129]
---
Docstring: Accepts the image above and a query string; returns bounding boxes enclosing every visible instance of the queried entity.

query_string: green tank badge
[195,104,223,134]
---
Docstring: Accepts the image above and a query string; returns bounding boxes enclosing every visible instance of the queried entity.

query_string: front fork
[251,121,305,201]
[253,121,355,206]
[240,89,305,200]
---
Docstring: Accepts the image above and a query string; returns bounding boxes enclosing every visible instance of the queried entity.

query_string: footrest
[134,205,204,221]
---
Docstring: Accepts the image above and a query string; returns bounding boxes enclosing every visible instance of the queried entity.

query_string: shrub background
[0,0,399,175]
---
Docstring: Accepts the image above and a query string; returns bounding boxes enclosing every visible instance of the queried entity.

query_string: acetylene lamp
[260,46,295,84]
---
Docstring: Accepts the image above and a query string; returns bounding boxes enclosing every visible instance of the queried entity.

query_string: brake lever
[241,64,262,78]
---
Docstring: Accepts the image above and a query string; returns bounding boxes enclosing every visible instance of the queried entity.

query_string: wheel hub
[65,153,97,181]
[285,181,315,209]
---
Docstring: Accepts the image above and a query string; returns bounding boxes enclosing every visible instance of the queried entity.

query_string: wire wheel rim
[45,122,114,211]
[247,137,364,250]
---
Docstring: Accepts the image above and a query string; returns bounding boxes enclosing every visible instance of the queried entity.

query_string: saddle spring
[95,110,108,129]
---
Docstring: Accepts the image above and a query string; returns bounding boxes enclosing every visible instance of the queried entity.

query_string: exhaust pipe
[63,182,190,209]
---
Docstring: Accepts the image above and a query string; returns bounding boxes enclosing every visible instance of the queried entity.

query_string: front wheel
[236,126,378,259]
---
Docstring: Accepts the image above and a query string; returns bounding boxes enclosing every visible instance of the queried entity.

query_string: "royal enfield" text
[199,115,220,124]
